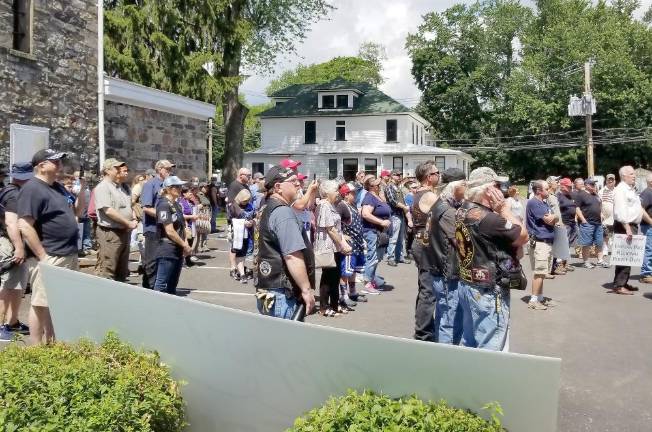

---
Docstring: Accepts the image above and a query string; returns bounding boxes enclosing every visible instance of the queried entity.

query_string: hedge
[0,332,186,432]
[288,390,504,432]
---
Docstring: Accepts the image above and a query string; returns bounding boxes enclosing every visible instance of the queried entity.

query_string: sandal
[337,306,349,315]
[321,308,340,317]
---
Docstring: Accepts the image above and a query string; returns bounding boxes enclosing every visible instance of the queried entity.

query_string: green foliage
[407,0,652,181]
[287,390,504,432]
[0,332,185,432]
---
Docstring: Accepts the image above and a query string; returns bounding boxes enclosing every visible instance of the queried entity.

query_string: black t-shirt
[156,198,186,259]
[557,192,577,225]
[574,190,601,224]
[0,184,20,233]
[640,188,652,220]
[478,206,522,254]
[227,180,248,203]
[17,178,79,256]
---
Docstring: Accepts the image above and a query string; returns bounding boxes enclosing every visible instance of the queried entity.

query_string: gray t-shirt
[268,205,306,256]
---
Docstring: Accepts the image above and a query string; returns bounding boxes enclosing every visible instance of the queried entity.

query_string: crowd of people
[0,151,224,344]
[2,148,652,353]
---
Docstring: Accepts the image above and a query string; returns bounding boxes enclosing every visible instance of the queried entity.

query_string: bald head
[619,165,636,186]
[237,167,252,185]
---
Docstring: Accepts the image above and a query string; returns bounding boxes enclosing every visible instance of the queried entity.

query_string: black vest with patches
[411,190,431,232]
[254,197,314,295]
[428,198,459,278]
[455,202,517,288]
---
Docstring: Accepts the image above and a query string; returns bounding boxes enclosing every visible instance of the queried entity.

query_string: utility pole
[207,118,213,180]
[584,61,594,178]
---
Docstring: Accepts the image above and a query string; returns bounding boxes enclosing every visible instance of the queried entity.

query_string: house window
[392,157,403,174]
[434,156,446,173]
[412,123,415,144]
[342,158,358,181]
[305,121,316,144]
[364,158,377,176]
[328,159,338,179]
[415,126,419,146]
[322,95,335,109]
[251,162,265,175]
[336,95,348,108]
[335,120,346,141]
[13,0,32,53]
[386,119,397,142]
[420,126,424,145]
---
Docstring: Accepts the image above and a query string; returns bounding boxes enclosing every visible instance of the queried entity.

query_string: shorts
[529,241,552,276]
[27,254,79,307]
[0,263,28,292]
[340,253,366,278]
[578,223,604,248]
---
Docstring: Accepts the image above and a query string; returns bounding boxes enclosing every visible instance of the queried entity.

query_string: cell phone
[312,173,316,181]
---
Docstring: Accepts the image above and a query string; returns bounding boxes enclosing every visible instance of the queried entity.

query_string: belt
[98,225,127,232]
[533,237,553,244]
[415,231,428,239]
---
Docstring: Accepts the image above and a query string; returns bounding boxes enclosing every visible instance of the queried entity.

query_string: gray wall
[0,0,98,168]
[104,102,208,180]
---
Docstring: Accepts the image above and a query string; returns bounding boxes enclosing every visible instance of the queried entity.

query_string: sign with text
[43,265,561,432]
[610,234,646,267]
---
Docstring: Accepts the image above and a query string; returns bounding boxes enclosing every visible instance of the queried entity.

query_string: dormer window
[322,95,335,109]
[336,95,348,108]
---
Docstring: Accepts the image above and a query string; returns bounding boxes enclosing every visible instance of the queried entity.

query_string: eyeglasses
[429,171,439,175]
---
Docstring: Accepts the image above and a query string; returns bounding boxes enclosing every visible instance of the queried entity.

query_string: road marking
[190,290,252,296]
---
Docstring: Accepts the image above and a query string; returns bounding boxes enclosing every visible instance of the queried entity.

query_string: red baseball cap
[380,169,391,178]
[559,177,572,187]
[297,173,308,181]
[280,159,302,169]
[339,183,355,196]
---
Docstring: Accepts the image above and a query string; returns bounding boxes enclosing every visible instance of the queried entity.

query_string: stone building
[103,77,215,180]
[0,0,99,167]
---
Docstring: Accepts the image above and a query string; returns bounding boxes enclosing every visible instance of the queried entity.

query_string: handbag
[378,230,390,248]
[314,250,336,268]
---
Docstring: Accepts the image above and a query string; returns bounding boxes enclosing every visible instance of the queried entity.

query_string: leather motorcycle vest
[428,198,459,278]
[455,202,516,288]
[254,197,315,295]
[411,190,431,232]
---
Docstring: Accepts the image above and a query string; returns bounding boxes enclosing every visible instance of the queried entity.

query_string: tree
[216,0,334,183]
[407,0,652,181]
[266,48,386,95]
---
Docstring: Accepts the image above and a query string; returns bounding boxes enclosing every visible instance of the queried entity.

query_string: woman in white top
[314,180,352,317]
[506,186,524,221]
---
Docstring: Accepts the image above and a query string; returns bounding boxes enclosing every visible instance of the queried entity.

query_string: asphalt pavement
[10,234,652,431]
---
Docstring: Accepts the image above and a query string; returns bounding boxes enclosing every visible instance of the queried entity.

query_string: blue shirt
[526,198,554,240]
[141,177,163,233]
[361,192,391,231]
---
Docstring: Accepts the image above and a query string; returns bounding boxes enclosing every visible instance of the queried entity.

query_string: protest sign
[610,234,645,267]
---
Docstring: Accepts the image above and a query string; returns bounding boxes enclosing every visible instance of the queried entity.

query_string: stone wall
[0,0,98,170]
[104,102,208,180]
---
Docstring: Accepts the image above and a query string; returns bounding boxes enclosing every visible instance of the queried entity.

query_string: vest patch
[259,260,272,276]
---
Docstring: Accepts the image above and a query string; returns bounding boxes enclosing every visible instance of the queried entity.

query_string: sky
[240,0,651,108]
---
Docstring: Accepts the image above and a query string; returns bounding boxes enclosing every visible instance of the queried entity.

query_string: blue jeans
[153,256,183,295]
[211,205,219,232]
[80,218,93,251]
[256,288,297,319]
[433,276,463,344]
[386,215,403,262]
[458,281,510,351]
[641,224,652,276]
[363,230,385,282]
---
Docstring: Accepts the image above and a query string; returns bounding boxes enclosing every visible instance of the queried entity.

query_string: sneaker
[552,268,566,275]
[583,262,595,269]
[0,327,13,341]
[349,293,367,302]
[528,301,548,310]
[240,277,248,284]
[189,256,200,263]
[360,282,381,295]
[341,297,357,308]
[596,260,609,268]
[5,321,29,335]
[544,274,555,279]
[229,269,239,280]
[399,258,412,264]
[641,275,652,284]
[386,260,397,267]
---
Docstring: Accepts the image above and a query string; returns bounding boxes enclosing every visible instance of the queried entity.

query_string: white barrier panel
[43,265,561,432]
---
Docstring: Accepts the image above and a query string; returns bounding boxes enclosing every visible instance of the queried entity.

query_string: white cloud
[240,0,652,107]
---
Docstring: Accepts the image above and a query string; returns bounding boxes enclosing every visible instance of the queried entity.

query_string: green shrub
[0,332,186,432]
[288,390,504,432]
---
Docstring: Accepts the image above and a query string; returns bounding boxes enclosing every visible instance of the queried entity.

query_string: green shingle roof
[261,79,411,117]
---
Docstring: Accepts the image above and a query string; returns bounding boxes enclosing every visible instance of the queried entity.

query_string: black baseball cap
[31,148,67,167]
[441,168,466,184]
[264,165,295,190]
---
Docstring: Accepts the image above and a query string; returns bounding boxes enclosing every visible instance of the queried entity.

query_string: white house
[243,79,473,180]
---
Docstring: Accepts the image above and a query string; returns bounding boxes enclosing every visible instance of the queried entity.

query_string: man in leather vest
[429,168,467,344]
[410,161,440,341]
[456,167,528,351]
[254,165,315,319]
